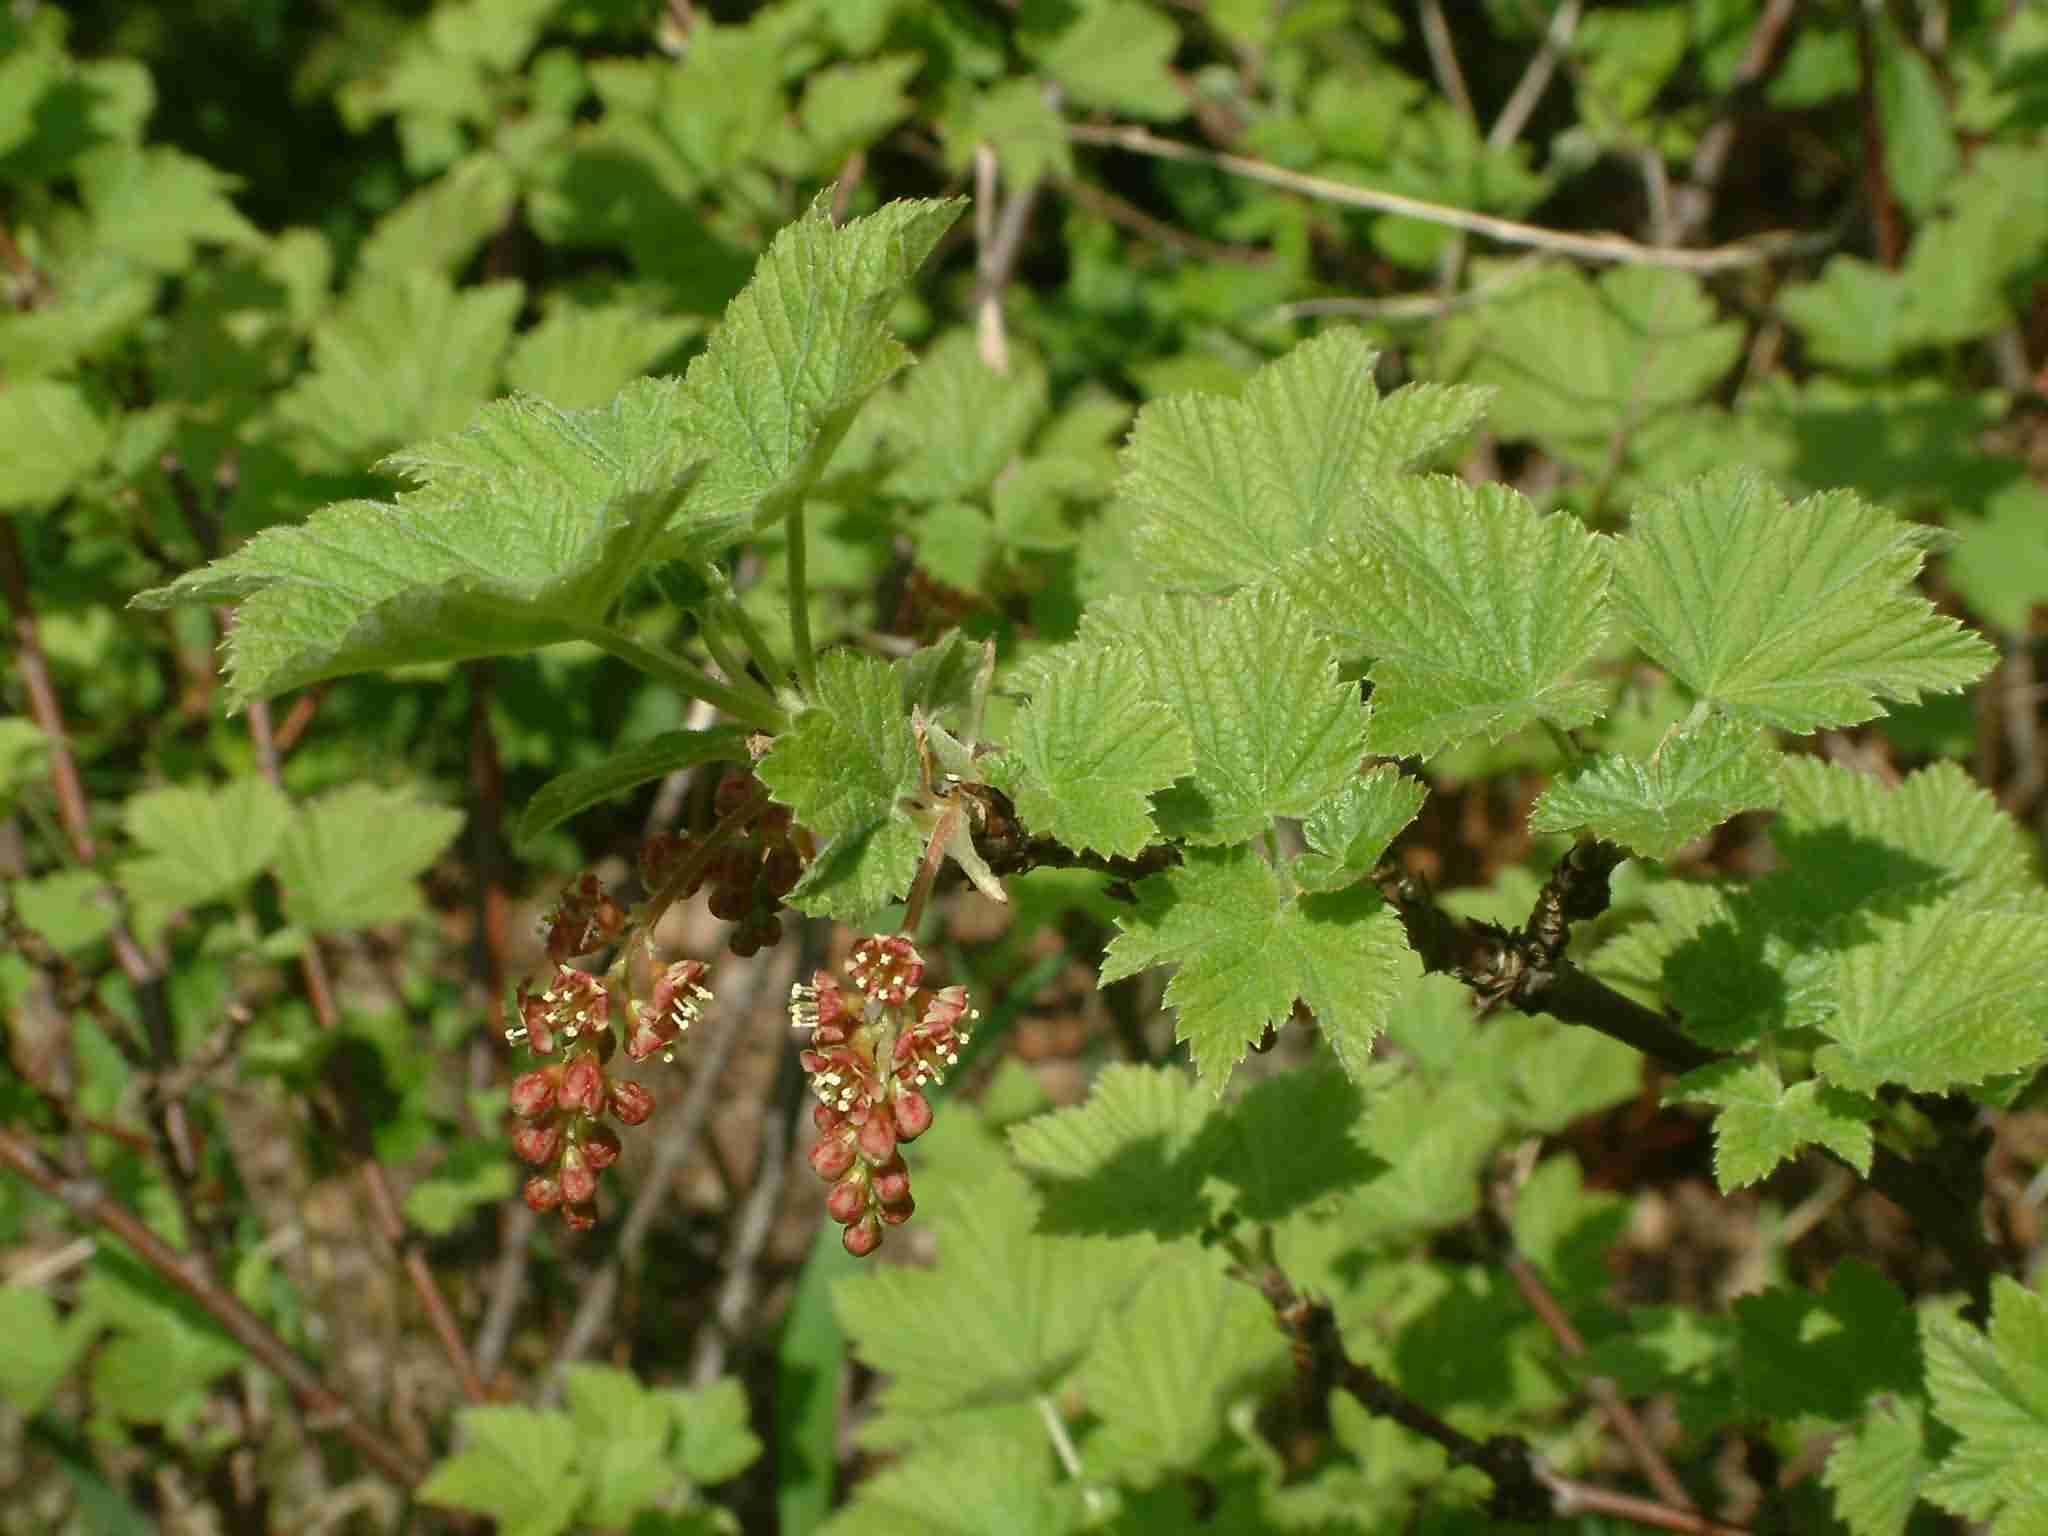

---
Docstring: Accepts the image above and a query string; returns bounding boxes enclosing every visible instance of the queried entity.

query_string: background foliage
[4,1,2048,1533]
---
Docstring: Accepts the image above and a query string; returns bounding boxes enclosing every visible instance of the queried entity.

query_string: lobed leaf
[273,784,463,932]
[1667,1059,1874,1191]
[1922,1278,2048,1528]
[1117,330,1487,593]
[134,389,705,705]
[1276,476,1611,757]
[1100,844,1410,1088]
[757,650,922,920]
[1529,715,1782,860]
[1611,469,1995,732]
[116,777,292,916]
[1294,764,1429,893]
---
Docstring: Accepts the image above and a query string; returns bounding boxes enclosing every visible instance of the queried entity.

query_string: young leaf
[1275,477,1611,757]
[273,784,463,932]
[1733,1261,1920,1422]
[757,650,922,920]
[1075,1249,1291,1487]
[1667,1060,1874,1191]
[418,1405,588,1536]
[991,642,1193,859]
[78,143,258,271]
[267,269,524,470]
[402,1141,516,1237]
[0,379,110,508]
[1101,844,1411,1087]
[1293,764,1429,893]
[504,300,700,411]
[1117,330,1487,593]
[1006,1063,1218,1237]
[877,328,1048,504]
[1078,589,1365,845]
[0,1286,101,1415]
[1922,1277,2048,1529]
[669,1376,764,1487]
[1528,716,1782,860]
[563,1366,675,1527]
[133,389,706,706]
[819,1430,1075,1536]
[666,196,964,547]
[1611,470,1995,732]
[1822,1399,1932,1536]
[517,725,752,847]
[1028,0,1187,121]
[1813,899,2048,1094]
[116,777,292,915]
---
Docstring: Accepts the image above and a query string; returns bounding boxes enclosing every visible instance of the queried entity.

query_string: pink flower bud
[857,1115,897,1166]
[512,1122,563,1166]
[559,1145,598,1205]
[559,1052,605,1117]
[639,833,704,897]
[891,1088,933,1142]
[809,1132,857,1182]
[871,1160,911,1207]
[842,1214,884,1257]
[582,1124,622,1170]
[826,1178,868,1226]
[562,1200,598,1232]
[509,1069,558,1119]
[607,1079,655,1126]
[523,1175,563,1211]
[878,1196,914,1226]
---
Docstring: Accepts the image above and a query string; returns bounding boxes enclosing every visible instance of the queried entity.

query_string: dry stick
[1067,124,1831,272]
[1674,0,1798,243]
[545,950,786,1394]
[0,1126,424,1488]
[472,1202,538,1383]
[247,696,490,1406]
[688,1049,804,1386]
[1063,178,1272,266]
[1490,0,1584,150]
[1418,0,1475,123]
[970,138,1044,373]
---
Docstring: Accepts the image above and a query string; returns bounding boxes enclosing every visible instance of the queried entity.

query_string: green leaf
[563,1367,674,1525]
[1823,1398,1933,1536]
[419,1405,589,1536]
[1217,1060,1385,1223]
[1611,470,1995,732]
[274,784,463,932]
[819,1431,1075,1536]
[797,55,919,164]
[1447,263,1742,471]
[1813,899,2048,1095]
[0,1287,100,1414]
[833,1111,1159,1445]
[880,329,1048,504]
[1875,20,1960,220]
[1117,330,1488,593]
[1079,589,1365,844]
[1923,1277,2048,1528]
[134,390,705,706]
[357,151,518,278]
[1007,1064,1218,1238]
[518,726,751,847]
[115,777,292,916]
[1528,716,1782,860]
[1276,477,1611,757]
[1294,766,1429,893]
[0,379,111,509]
[1950,479,2048,635]
[268,269,524,471]
[666,196,964,549]
[1101,844,1411,1087]
[403,1140,516,1236]
[77,143,258,270]
[1733,1261,1920,1422]
[79,1263,246,1426]
[1667,1060,1874,1191]
[758,650,923,920]
[1777,256,1913,374]
[1076,1249,1289,1486]
[951,78,1073,187]
[670,1376,765,1486]
[994,642,1193,859]
[0,718,49,815]
[504,301,700,411]
[1029,0,1187,121]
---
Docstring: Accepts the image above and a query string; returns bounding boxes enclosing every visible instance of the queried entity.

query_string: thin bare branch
[1070,122,1832,272]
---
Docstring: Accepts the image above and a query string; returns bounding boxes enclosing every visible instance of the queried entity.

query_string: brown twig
[690,1048,803,1385]
[0,1127,424,1487]
[1674,0,1798,243]
[1063,179,1273,266]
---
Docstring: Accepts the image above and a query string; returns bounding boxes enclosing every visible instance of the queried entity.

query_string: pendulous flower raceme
[507,956,710,1229]
[792,935,977,1256]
